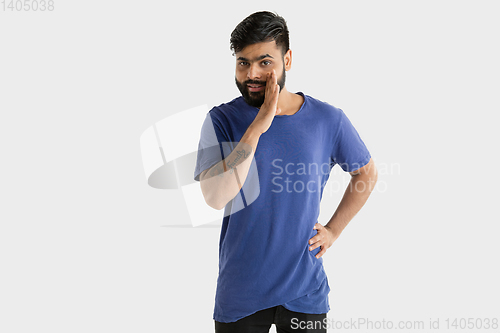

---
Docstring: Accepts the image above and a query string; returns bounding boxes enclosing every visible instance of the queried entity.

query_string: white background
[1,1,499,332]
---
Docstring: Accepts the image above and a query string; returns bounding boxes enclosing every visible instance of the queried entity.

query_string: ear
[284,49,292,71]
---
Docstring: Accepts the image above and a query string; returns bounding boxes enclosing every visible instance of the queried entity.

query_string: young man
[194,11,377,333]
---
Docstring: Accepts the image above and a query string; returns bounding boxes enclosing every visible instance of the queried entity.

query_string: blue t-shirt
[194,92,371,323]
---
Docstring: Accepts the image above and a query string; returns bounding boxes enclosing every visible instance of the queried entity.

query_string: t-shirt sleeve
[332,109,372,172]
[193,111,226,182]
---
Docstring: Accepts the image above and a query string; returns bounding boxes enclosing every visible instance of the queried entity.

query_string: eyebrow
[237,54,274,62]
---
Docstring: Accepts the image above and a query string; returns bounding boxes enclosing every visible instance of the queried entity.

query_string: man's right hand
[249,69,281,134]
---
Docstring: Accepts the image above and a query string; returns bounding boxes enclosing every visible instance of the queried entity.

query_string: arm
[199,70,281,210]
[309,158,378,258]
[199,128,260,210]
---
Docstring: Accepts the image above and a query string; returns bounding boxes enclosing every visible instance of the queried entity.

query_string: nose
[247,64,263,81]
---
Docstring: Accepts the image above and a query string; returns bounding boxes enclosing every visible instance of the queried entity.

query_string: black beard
[235,67,286,108]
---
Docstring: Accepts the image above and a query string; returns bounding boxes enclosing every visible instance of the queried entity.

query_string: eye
[262,60,272,66]
[238,61,249,66]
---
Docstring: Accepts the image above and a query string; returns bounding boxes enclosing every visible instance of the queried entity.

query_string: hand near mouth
[248,70,281,134]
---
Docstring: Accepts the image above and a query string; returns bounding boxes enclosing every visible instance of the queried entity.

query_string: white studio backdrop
[1,1,499,332]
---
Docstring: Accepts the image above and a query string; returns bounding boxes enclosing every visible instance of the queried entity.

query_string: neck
[276,87,301,116]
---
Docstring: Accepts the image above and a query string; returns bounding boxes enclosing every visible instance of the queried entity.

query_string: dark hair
[230,11,289,56]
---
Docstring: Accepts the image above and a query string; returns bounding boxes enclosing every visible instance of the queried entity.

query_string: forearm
[325,168,378,237]
[200,125,261,210]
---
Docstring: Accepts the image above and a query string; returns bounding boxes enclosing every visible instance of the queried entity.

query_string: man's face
[234,41,288,108]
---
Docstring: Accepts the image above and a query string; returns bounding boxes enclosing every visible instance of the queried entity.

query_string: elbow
[371,164,378,182]
[205,196,226,211]
[200,185,226,210]
[352,160,378,192]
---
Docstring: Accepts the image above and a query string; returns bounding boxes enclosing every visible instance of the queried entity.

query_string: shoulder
[209,97,257,134]
[209,96,245,118]
[302,93,345,120]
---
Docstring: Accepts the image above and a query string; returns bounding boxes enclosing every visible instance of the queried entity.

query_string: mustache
[244,80,266,86]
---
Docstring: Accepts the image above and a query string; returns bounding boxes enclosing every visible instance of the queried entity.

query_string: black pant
[215,305,327,333]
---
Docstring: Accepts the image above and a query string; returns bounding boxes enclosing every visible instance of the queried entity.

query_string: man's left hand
[309,223,339,259]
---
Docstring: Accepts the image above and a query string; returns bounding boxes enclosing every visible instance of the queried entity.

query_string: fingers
[309,223,329,258]
[310,238,326,259]
[272,70,279,98]
[316,247,326,259]
[309,235,323,251]
[309,233,320,246]
[265,70,279,104]
[313,222,322,230]
[271,83,280,108]
[265,72,273,96]
[309,243,321,252]
[310,223,322,242]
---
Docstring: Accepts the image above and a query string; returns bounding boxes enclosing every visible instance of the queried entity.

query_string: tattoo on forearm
[226,149,250,174]
[207,148,251,178]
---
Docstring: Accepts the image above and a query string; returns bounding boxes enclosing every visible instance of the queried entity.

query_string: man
[194,11,377,333]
